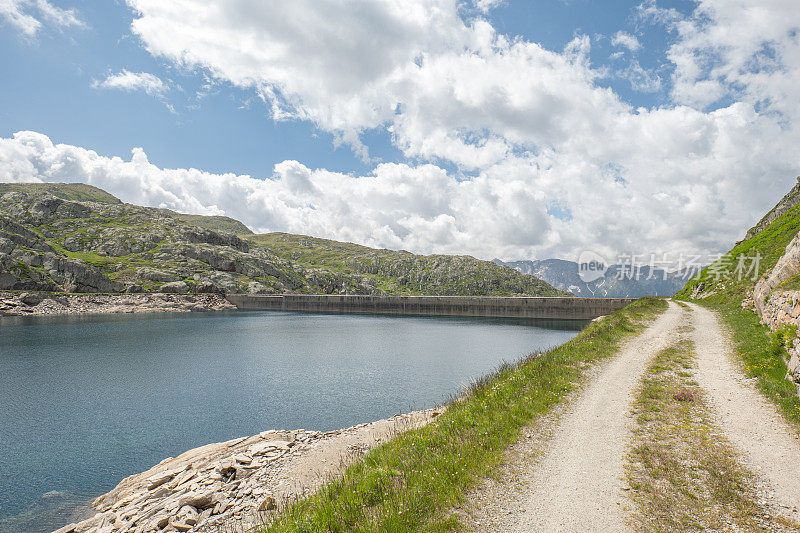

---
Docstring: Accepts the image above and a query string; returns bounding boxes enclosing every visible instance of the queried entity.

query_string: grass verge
[258,297,668,532]
[626,333,799,531]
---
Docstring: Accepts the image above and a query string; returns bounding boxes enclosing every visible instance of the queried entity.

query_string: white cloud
[4,0,799,264]
[617,60,662,92]
[92,70,169,99]
[2,116,797,264]
[611,31,641,51]
[123,1,625,170]
[659,0,800,116]
[635,0,683,28]
[0,0,82,36]
[34,0,81,28]
[127,0,472,139]
[473,0,504,13]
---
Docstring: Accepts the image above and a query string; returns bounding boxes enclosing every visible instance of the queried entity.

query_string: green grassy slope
[0,183,564,297]
[675,202,800,425]
[0,182,121,204]
[171,212,253,234]
[676,202,800,303]
[250,232,569,296]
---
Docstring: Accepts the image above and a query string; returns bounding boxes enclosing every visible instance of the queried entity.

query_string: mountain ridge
[0,182,566,297]
[494,258,687,298]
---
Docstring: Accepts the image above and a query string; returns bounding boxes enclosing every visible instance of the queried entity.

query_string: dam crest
[225,294,635,321]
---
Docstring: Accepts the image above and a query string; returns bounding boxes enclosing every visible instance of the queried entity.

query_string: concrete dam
[225,294,636,320]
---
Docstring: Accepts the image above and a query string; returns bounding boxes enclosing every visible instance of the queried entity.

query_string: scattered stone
[160,281,191,294]
[19,292,44,305]
[755,289,800,395]
[178,490,218,510]
[0,292,236,317]
[258,496,277,512]
[146,470,176,490]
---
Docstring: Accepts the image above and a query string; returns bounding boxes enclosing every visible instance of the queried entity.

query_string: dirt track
[471,301,800,531]
[689,302,800,519]
[477,301,683,531]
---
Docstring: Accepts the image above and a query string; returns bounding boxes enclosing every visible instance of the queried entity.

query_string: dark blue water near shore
[0,310,583,532]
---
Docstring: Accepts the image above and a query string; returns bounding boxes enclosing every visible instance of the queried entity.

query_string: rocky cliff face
[0,187,315,294]
[753,231,800,315]
[0,183,563,297]
[747,225,800,391]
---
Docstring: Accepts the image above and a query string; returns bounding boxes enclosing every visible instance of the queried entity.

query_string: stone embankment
[53,409,440,533]
[0,292,236,317]
[749,290,800,388]
[753,231,800,316]
[749,226,800,392]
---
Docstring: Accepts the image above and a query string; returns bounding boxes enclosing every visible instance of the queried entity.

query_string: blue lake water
[0,310,584,532]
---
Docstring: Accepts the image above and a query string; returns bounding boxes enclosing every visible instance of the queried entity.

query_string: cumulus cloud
[659,0,800,116]
[617,60,662,92]
[473,0,504,13]
[0,0,82,36]
[92,70,169,99]
[611,31,641,51]
[1,119,796,264]
[4,0,799,263]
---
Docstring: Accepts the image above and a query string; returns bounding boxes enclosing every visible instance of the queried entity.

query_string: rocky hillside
[677,178,800,395]
[742,176,800,241]
[676,193,800,303]
[252,233,562,297]
[494,258,686,297]
[0,183,566,297]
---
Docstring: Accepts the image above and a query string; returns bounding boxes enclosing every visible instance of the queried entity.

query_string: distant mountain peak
[494,258,686,298]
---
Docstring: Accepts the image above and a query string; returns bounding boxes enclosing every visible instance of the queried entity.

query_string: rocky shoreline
[0,292,237,317]
[52,409,441,533]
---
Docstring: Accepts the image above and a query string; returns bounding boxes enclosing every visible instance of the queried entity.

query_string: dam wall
[224,294,636,320]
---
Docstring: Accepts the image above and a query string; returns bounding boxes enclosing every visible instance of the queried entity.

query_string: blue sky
[1,0,691,177]
[0,1,371,177]
[1,0,799,262]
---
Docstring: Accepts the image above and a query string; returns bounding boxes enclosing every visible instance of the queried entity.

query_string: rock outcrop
[0,187,314,295]
[748,226,800,391]
[0,183,564,298]
[753,230,800,315]
[52,410,441,533]
[0,292,236,316]
[750,290,800,387]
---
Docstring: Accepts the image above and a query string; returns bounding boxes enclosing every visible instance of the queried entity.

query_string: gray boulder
[55,201,91,219]
[11,249,43,267]
[136,267,182,283]
[160,281,191,293]
[0,272,17,289]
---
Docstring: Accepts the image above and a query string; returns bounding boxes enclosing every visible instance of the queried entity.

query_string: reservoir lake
[0,310,584,532]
